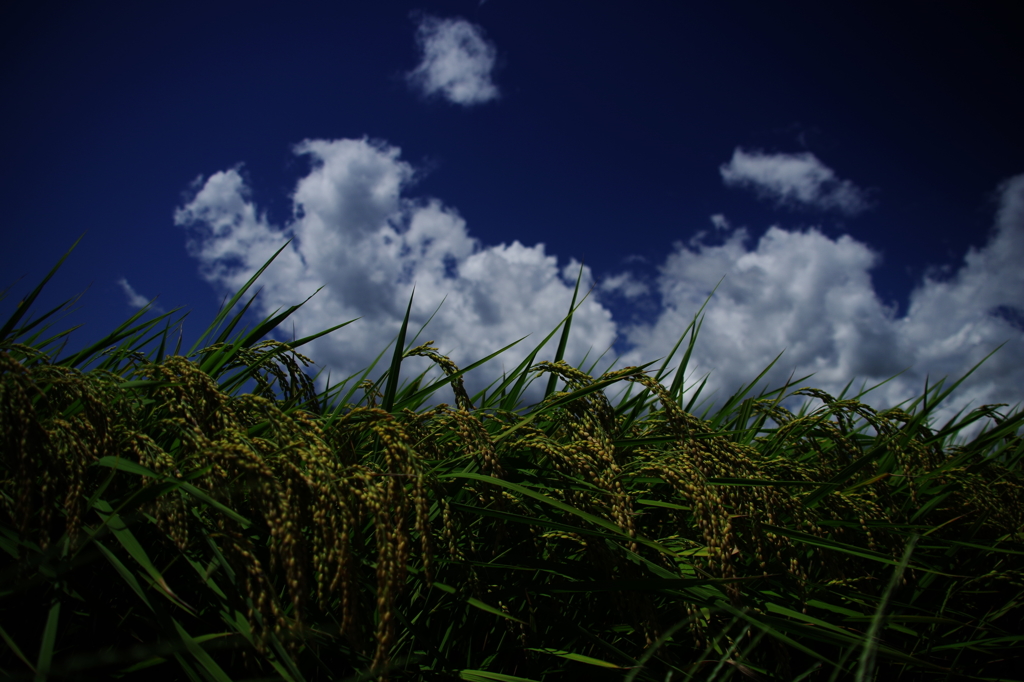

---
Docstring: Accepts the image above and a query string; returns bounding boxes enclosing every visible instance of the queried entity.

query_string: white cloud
[615,174,1024,442]
[599,271,650,299]
[720,148,872,215]
[615,226,907,409]
[117,277,163,313]
[406,16,500,106]
[710,214,730,230]
[175,140,1023,444]
[175,138,615,407]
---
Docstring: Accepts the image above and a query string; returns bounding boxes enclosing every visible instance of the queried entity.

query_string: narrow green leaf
[0,623,35,674]
[170,618,236,682]
[760,524,939,572]
[398,335,529,412]
[909,489,954,524]
[379,287,416,413]
[34,600,60,682]
[263,631,308,682]
[91,498,197,615]
[215,303,357,397]
[857,534,919,682]
[929,634,1024,651]
[93,457,252,529]
[0,233,84,343]
[493,362,658,444]
[465,597,527,625]
[92,538,155,612]
[430,581,527,624]
[448,501,622,540]
[528,648,627,669]
[764,602,858,635]
[186,240,293,358]
[544,260,586,399]
[459,670,541,682]
[440,472,675,555]
[636,498,692,511]
[804,599,866,619]
[546,576,760,593]
[713,601,838,668]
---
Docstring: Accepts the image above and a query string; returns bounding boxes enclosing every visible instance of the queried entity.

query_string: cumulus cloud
[175,139,1023,443]
[406,16,500,106]
[616,174,1024,441]
[720,148,872,215]
[175,137,615,408]
[616,227,906,409]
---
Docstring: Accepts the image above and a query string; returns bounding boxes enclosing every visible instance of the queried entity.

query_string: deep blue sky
[3,1,1023,435]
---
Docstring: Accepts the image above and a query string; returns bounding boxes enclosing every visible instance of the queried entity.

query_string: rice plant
[1,235,1022,681]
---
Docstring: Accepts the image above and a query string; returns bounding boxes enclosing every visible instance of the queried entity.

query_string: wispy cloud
[720,148,872,215]
[406,16,500,106]
[175,138,1023,441]
[599,271,650,299]
[117,277,164,314]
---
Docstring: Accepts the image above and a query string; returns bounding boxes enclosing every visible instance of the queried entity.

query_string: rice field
[2,236,1022,681]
